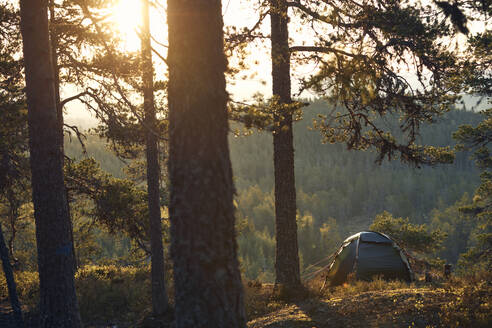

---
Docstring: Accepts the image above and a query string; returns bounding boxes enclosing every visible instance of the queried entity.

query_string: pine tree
[141,0,170,317]
[167,1,246,326]
[19,0,82,326]
[270,0,302,290]
[449,0,491,269]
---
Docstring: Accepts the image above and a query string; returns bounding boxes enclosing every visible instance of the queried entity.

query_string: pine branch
[60,91,88,109]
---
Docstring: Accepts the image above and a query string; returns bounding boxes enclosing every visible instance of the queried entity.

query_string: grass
[247,270,492,327]
[2,266,490,327]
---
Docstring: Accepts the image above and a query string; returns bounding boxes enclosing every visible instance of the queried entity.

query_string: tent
[325,231,413,286]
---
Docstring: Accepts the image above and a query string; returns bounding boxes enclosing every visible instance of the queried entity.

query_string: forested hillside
[232,103,482,280]
[65,102,482,281]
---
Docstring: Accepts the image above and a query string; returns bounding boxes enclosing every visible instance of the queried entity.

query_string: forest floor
[0,302,17,327]
[246,276,491,328]
[248,288,449,327]
[0,274,490,327]
[0,301,37,328]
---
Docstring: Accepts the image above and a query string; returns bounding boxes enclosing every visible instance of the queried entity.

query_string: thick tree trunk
[141,0,170,317]
[49,0,78,272]
[270,0,301,289]
[167,1,246,327]
[0,223,24,328]
[19,1,82,327]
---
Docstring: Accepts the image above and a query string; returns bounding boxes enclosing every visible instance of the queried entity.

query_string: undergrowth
[1,266,490,327]
[75,265,153,325]
[439,270,491,327]
[0,265,156,326]
[328,275,415,298]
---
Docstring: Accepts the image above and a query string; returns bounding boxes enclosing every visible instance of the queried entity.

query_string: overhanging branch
[290,45,361,59]
[60,91,88,109]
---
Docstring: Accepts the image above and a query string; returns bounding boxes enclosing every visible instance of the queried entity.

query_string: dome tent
[325,231,413,286]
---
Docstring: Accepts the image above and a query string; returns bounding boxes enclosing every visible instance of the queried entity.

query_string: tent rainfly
[325,231,413,286]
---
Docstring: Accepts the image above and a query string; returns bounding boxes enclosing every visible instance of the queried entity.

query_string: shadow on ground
[248,288,446,328]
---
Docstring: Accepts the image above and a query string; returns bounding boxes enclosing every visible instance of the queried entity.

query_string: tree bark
[49,0,78,272]
[141,0,170,317]
[0,223,24,328]
[19,1,82,327]
[48,0,62,143]
[167,1,246,327]
[270,0,301,288]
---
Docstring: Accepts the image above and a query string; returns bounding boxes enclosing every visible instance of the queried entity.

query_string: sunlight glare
[111,0,142,52]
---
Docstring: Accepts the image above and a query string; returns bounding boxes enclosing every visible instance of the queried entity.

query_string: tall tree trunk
[141,0,170,317]
[0,223,24,328]
[19,1,82,327]
[49,0,78,272]
[48,0,62,140]
[270,0,301,289]
[167,1,246,327]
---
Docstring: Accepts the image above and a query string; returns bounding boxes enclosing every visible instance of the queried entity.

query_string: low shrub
[1,265,161,326]
[0,270,39,309]
[75,265,152,325]
[440,269,492,327]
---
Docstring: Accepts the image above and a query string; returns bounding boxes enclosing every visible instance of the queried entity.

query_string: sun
[110,0,143,52]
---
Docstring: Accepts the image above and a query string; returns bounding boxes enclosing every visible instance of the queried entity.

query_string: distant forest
[65,102,483,281]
